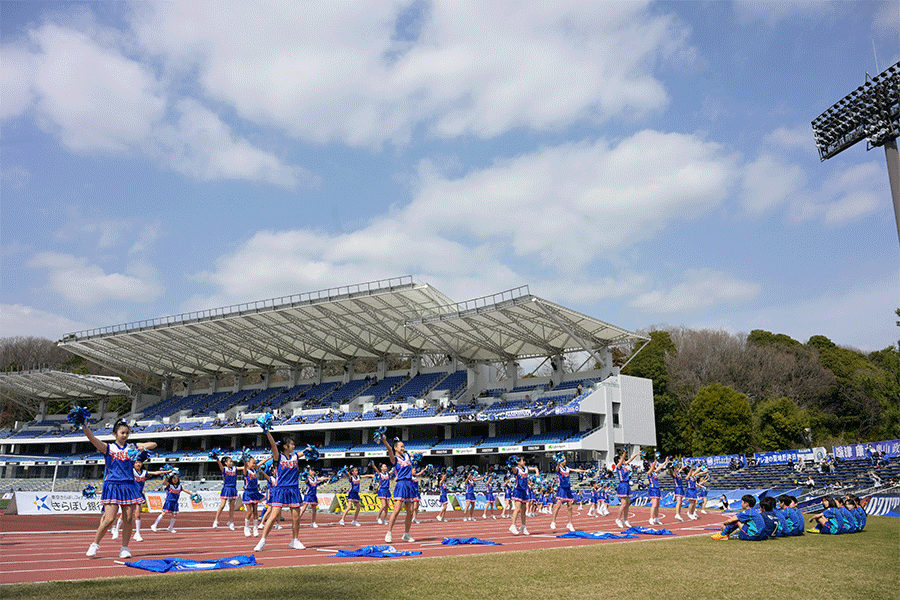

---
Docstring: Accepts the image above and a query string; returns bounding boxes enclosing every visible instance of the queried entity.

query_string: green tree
[753,396,810,451]
[688,384,752,455]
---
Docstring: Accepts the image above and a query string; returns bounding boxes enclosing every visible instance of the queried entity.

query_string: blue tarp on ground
[124,554,258,573]
[557,530,639,540]
[442,537,501,545]
[333,545,422,558]
[621,526,673,535]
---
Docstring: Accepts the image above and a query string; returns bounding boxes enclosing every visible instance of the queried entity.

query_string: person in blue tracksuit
[711,494,766,540]
[808,496,841,534]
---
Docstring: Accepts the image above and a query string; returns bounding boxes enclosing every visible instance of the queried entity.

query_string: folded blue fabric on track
[124,554,258,572]
[442,537,502,545]
[622,526,674,535]
[557,531,639,540]
[333,545,422,558]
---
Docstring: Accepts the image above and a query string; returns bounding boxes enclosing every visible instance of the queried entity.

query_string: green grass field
[5,517,899,600]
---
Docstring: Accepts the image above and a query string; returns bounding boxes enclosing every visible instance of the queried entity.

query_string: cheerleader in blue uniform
[84,420,157,559]
[254,431,306,551]
[481,476,498,519]
[550,457,590,531]
[296,466,329,527]
[697,472,710,515]
[501,477,513,518]
[382,435,418,543]
[241,455,267,537]
[685,465,702,520]
[462,470,485,521]
[339,466,374,526]
[375,463,393,525]
[646,455,669,525]
[508,456,539,535]
[613,448,642,529]
[671,463,687,522]
[587,481,601,517]
[110,451,165,542]
[436,471,451,522]
[150,472,193,534]
[212,455,239,530]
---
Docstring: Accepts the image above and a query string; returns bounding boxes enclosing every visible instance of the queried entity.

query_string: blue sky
[1,0,897,353]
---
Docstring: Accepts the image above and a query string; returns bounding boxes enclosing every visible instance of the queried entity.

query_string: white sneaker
[289,539,305,550]
[689,514,698,520]
[492,516,497,520]
[385,531,392,543]
[311,522,318,528]
[212,521,219,528]
[86,543,100,557]
[254,539,266,552]
[118,547,132,559]
[275,523,283,530]
[412,518,420,524]
[228,522,235,530]
[550,522,557,530]
[376,518,383,525]
[701,510,708,514]
[624,520,631,527]
[338,519,345,526]
[253,527,259,537]
[352,520,361,527]
[111,528,119,540]
[521,527,530,536]
[674,515,684,522]
[566,523,575,532]
[402,532,415,542]
[509,525,519,535]
[481,515,487,520]
[133,533,143,542]
[649,519,656,525]
[167,527,176,533]
[150,524,158,532]
[615,519,624,529]
[244,526,251,537]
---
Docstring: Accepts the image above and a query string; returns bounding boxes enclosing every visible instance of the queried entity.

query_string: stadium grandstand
[0,277,657,485]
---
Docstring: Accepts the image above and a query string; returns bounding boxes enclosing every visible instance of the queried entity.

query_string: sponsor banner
[499,446,522,453]
[453,448,477,455]
[365,451,388,457]
[685,454,742,468]
[754,448,827,465]
[553,404,581,415]
[324,452,346,459]
[522,444,545,452]
[476,447,498,454]
[431,449,453,456]
[833,439,900,460]
[145,490,227,513]
[861,495,900,516]
[9,491,103,515]
[458,413,477,422]
[476,409,534,421]
[545,443,577,451]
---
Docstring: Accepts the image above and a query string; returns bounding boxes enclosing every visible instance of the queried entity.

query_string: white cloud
[630,269,760,313]
[0,165,30,190]
[27,251,164,305]
[0,304,88,340]
[732,0,839,26]
[739,153,806,213]
[0,45,38,120]
[766,126,812,150]
[792,161,885,224]
[132,1,685,146]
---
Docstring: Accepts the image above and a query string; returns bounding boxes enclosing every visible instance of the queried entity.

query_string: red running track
[0,507,727,584]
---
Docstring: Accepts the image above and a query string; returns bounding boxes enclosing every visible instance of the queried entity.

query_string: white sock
[153,514,164,528]
[169,517,176,529]
[134,519,141,533]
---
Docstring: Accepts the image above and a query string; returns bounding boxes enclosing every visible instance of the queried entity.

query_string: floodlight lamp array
[811,62,899,161]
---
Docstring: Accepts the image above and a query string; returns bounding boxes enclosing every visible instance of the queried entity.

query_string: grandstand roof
[58,277,647,384]
[0,368,131,415]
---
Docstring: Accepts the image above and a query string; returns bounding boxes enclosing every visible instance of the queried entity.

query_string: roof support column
[38,401,47,421]
[550,354,563,387]
[377,359,386,380]
[343,361,354,384]
[290,367,300,387]
[314,364,323,385]
[505,360,518,390]
[410,355,421,377]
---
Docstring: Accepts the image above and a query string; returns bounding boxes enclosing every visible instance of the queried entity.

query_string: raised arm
[382,435,397,464]
[82,423,107,454]
[264,430,279,464]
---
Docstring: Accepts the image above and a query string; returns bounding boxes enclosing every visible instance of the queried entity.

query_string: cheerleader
[613,448,642,529]
[254,431,306,551]
[295,466,329,527]
[258,464,283,530]
[501,477,513,518]
[508,456,539,535]
[338,466,373,526]
[241,455,267,537]
[598,485,611,516]
[150,472,193,533]
[382,435,418,543]
[481,477,497,519]
[685,464,702,520]
[646,455,669,525]
[697,473,710,514]
[671,463,687,522]
[110,451,165,542]
[84,420,157,559]
[550,457,590,532]
[462,470,484,521]
[573,488,584,512]
[436,471,450,522]
[374,463,393,525]
[586,481,601,517]
[211,455,239,530]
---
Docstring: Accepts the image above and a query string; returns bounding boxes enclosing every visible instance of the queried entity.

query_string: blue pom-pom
[506,455,519,469]
[127,445,139,460]
[445,466,454,476]
[554,452,565,464]
[191,493,202,503]
[208,448,220,460]
[256,413,275,432]
[302,445,320,462]
[135,450,150,463]
[67,406,91,427]
[241,447,252,462]
[372,426,387,443]
[82,485,96,499]
[410,452,423,466]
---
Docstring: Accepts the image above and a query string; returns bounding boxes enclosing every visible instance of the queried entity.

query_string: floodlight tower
[811,62,900,245]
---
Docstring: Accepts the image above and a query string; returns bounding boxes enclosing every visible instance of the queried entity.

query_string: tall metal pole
[884,138,900,247]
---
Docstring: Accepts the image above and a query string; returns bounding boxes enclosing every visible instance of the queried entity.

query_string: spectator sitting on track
[711,494,766,541]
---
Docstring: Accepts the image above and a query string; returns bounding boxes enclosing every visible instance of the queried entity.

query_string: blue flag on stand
[557,530,639,540]
[123,554,258,573]
[333,545,422,558]
[442,537,502,545]
[621,526,674,535]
